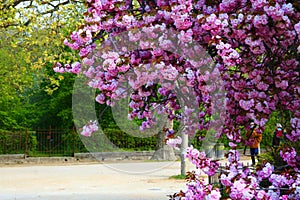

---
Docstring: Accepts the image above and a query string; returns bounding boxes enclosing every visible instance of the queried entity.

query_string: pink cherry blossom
[256,163,274,179]
[56,0,300,199]
[81,120,98,137]
[166,136,182,150]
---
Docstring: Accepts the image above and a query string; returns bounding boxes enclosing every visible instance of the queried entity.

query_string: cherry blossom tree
[56,0,300,199]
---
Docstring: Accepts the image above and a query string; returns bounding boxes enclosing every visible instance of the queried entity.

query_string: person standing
[246,122,262,166]
[272,123,284,148]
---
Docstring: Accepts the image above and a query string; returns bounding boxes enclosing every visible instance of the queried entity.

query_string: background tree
[0,36,35,129]
[0,0,86,67]
[0,0,86,130]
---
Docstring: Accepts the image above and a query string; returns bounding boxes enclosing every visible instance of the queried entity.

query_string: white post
[180,130,188,176]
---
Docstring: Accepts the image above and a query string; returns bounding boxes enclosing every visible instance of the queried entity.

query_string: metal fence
[34,128,85,156]
[0,128,158,157]
[0,130,27,155]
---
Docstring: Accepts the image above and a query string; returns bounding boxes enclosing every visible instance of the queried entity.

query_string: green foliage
[0,0,85,70]
[259,140,300,167]
[0,127,158,157]
[190,130,205,149]
[32,128,83,156]
[0,42,34,129]
[95,102,159,151]
[104,128,157,151]
[27,62,76,129]
[27,132,38,155]
[258,148,286,168]
[262,111,280,148]
[0,1,85,130]
[220,188,230,199]
[0,111,19,129]
[262,110,292,148]
[60,130,89,155]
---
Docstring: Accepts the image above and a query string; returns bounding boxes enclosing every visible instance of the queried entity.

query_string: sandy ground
[0,155,252,200]
[0,161,187,200]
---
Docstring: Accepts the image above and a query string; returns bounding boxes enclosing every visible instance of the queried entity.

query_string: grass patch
[169,174,186,180]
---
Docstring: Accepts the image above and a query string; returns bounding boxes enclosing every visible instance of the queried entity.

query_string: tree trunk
[151,120,177,161]
[180,131,188,176]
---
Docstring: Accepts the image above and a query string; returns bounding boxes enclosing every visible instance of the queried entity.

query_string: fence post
[25,129,29,157]
[49,126,52,156]
[72,127,75,157]
[3,131,7,154]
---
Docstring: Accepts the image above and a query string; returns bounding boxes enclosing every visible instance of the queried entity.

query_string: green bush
[27,131,38,155]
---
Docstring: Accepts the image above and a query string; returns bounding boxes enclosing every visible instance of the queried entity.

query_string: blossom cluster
[186,146,220,176]
[80,120,98,137]
[280,147,300,171]
[166,136,182,150]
